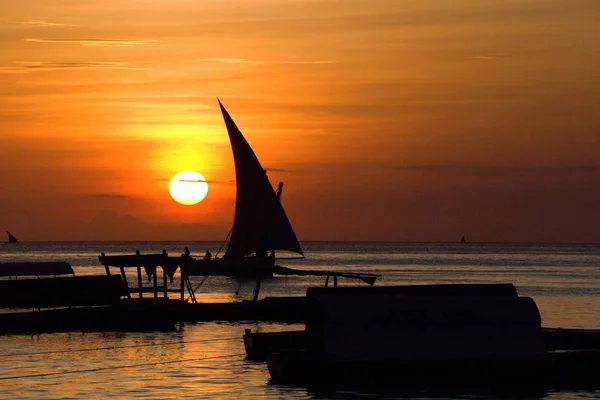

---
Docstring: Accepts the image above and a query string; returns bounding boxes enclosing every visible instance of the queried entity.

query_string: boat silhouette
[4,231,18,244]
[98,100,379,310]
[181,100,306,279]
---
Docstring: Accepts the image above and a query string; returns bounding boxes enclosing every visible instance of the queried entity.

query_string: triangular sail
[218,100,304,259]
[7,231,17,243]
[9,233,17,243]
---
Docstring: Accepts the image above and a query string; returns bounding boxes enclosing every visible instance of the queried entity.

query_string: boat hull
[244,327,600,361]
[0,275,125,308]
[182,257,275,279]
[244,330,305,361]
[0,303,177,334]
[266,350,600,390]
[178,296,306,322]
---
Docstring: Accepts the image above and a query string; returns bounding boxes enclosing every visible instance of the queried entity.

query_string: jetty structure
[0,261,176,334]
[176,100,378,286]
[253,284,600,391]
[0,100,378,334]
[98,99,380,314]
[96,247,378,322]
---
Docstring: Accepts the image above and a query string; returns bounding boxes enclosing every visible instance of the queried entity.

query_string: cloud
[197,58,335,65]
[155,177,231,184]
[85,210,223,241]
[392,164,600,177]
[20,20,79,27]
[24,38,160,47]
[467,53,507,60]
[265,167,290,173]
[89,193,130,199]
[0,61,146,74]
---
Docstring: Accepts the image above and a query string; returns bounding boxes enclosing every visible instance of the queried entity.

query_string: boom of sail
[219,100,304,260]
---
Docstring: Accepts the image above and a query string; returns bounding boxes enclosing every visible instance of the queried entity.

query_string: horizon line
[10,240,600,245]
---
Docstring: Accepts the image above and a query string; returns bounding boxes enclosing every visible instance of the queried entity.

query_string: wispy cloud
[89,193,130,200]
[392,164,600,176]
[0,61,146,74]
[24,38,160,47]
[198,58,335,65]
[265,167,290,173]
[156,177,230,184]
[20,20,79,27]
[467,53,507,60]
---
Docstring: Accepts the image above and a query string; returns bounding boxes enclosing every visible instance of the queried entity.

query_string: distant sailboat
[5,231,18,244]
[460,236,466,243]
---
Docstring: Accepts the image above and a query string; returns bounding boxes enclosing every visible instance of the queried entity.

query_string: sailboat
[5,231,18,244]
[99,100,379,306]
[182,100,305,279]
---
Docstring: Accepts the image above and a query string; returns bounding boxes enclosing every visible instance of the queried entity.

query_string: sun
[169,171,209,205]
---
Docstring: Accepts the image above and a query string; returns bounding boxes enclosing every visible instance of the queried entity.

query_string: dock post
[137,266,143,298]
[333,275,338,288]
[252,279,262,302]
[163,268,168,299]
[101,253,110,275]
[136,250,143,299]
[180,269,185,301]
[153,266,158,299]
[120,266,131,299]
[162,250,169,299]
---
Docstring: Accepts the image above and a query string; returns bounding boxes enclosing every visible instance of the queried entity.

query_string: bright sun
[169,171,209,205]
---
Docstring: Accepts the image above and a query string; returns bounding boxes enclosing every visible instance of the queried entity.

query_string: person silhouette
[204,249,212,260]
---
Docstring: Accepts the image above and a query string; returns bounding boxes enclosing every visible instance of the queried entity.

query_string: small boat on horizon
[4,231,17,244]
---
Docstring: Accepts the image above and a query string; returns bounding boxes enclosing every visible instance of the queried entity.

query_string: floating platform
[0,296,306,335]
[178,296,306,322]
[114,296,307,323]
[0,303,178,335]
[259,284,600,391]
[0,275,125,308]
[266,349,600,391]
[244,329,305,361]
[243,327,600,362]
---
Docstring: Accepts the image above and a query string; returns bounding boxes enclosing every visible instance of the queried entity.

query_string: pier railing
[99,250,194,302]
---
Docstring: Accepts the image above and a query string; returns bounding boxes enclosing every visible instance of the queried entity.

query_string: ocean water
[1,241,599,399]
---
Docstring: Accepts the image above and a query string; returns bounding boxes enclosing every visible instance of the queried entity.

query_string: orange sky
[1,0,599,242]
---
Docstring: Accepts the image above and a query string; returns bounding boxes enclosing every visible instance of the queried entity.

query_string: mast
[271,182,284,258]
[252,182,284,303]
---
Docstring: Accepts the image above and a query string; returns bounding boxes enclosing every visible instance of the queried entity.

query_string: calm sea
[1,242,599,399]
